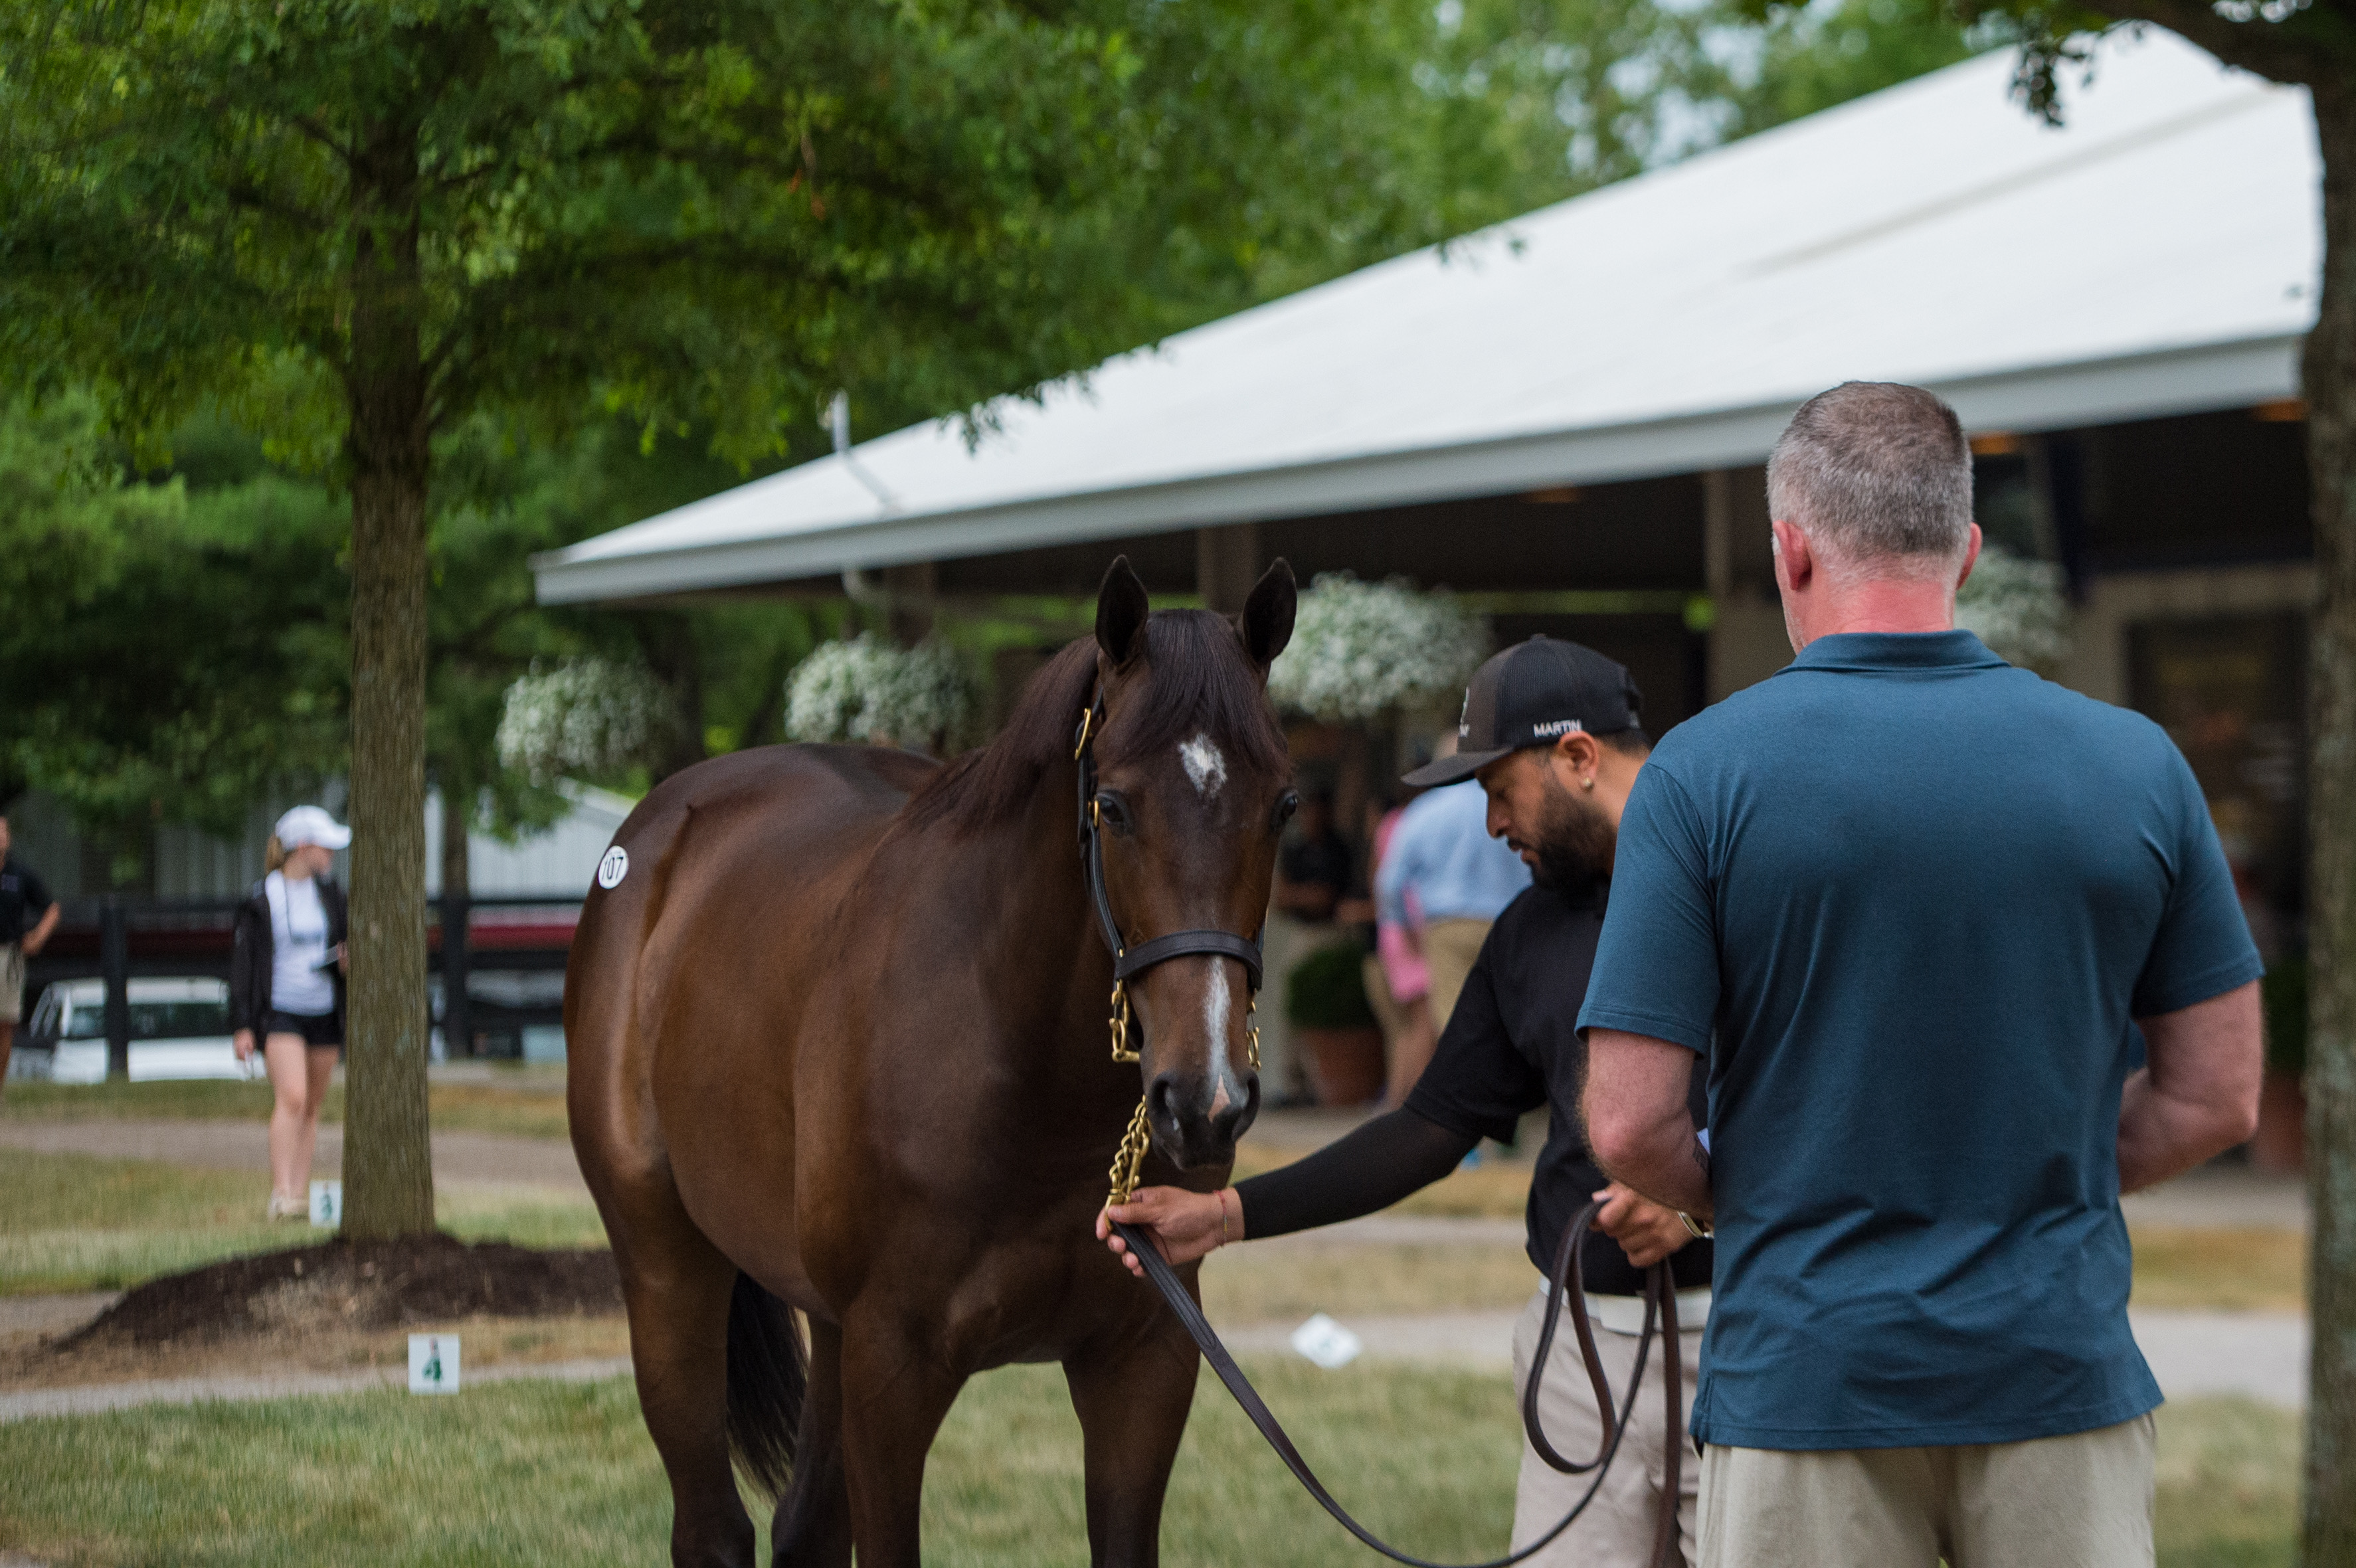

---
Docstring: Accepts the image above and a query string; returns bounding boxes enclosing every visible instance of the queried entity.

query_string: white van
[9,977,256,1083]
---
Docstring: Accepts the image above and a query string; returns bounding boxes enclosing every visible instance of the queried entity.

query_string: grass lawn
[2132,1227,2306,1314]
[1200,1239,1538,1322]
[0,1078,571,1141]
[0,1145,2313,1320]
[1233,1138,1536,1219]
[0,1367,2294,1567]
[0,1149,605,1296]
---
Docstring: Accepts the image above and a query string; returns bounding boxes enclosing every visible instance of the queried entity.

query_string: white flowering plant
[1955,544,2072,673]
[784,634,975,753]
[1267,573,1489,724]
[496,657,676,784]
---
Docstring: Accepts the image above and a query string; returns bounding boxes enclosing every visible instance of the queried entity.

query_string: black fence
[27,892,583,1075]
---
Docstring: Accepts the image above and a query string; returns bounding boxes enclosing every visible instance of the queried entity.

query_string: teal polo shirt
[1578,630,2261,1450]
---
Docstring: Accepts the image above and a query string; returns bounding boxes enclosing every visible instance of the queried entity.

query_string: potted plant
[1285,940,1385,1106]
[2254,956,2308,1174]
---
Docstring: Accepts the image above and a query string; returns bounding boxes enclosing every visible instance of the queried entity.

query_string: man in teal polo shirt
[1576,381,2264,1568]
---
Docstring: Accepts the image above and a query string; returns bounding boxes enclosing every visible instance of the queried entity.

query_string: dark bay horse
[567,558,1299,1567]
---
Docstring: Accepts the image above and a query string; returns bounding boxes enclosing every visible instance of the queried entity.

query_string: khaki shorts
[1698,1411,2157,1568]
[1510,1284,1704,1567]
[0,944,21,1025]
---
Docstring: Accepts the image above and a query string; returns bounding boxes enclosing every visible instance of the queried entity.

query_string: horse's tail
[725,1272,806,1500]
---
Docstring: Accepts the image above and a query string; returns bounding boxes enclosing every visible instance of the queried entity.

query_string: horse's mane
[903,610,1291,837]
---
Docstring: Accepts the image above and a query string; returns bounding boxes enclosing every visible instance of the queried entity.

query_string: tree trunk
[2306,81,2356,1568]
[341,120,436,1241]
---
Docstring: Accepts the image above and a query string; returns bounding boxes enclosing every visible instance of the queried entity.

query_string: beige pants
[1420,918,1491,1033]
[1698,1411,2156,1568]
[1510,1285,1702,1567]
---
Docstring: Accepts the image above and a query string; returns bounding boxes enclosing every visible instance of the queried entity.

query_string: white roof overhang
[533,29,2317,606]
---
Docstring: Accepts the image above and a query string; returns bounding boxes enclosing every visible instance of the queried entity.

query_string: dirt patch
[62,1233,620,1350]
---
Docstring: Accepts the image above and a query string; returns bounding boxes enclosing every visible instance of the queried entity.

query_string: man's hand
[1591,1181,1693,1270]
[1096,1186,1231,1278]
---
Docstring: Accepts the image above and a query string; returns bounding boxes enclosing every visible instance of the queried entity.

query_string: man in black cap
[1101,636,1714,1567]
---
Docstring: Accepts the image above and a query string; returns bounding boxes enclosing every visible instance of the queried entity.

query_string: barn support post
[440,894,473,1060]
[1196,523,1264,615]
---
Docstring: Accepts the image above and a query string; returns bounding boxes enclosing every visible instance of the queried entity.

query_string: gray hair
[1766,382,1974,568]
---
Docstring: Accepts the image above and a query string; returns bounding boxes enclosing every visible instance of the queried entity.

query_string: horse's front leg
[837,1311,967,1567]
[1065,1320,1202,1568]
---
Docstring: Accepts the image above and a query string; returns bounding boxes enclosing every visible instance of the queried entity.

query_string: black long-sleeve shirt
[1237,877,1712,1296]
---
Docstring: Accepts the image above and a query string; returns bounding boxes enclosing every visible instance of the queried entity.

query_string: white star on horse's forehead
[1178,734,1229,799]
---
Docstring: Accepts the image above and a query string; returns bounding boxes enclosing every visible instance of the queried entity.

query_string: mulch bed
[64,1234,622,1350]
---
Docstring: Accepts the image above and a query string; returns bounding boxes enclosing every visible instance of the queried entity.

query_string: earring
[1581,776,1594,790]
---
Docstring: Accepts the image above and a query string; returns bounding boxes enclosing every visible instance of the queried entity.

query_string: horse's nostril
[1148,1075,1182,1132]
[1210,1073,1259,1144]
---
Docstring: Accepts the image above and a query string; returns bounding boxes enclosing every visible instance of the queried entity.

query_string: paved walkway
[1216,1306,2310,1408]
[0,1296,2307,1420]
[0,1355,634,1423]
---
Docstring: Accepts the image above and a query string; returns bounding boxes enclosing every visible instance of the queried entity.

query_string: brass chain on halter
[1107,1096,1153,1207]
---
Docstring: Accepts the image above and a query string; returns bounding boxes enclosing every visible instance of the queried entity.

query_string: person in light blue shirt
[1577,383,2263,1568]
[1376,775,1530,1031]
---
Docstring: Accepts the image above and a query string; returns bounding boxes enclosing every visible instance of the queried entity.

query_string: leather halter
[1073,687,1265,1013]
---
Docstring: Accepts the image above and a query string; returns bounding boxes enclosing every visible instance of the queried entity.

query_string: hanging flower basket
[1267,573,1489,724]
[784,634,976,754]
[496,657,674,784]
[1956,545,2072,673]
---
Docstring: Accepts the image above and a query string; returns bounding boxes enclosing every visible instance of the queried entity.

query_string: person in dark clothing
[1271,787,1352,921]
[1101,636,1712,1566]
[229,806,350,1219]
[0,814,60,1075]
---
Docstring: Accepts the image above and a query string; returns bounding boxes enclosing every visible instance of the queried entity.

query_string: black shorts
[259,1010,342,1049]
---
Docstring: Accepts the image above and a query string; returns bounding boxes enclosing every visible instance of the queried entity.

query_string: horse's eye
[1094,792,1133,835]
[1271,790,1300,831]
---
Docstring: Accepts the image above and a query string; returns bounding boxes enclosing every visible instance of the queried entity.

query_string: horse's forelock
[1096,610,1289,784]
[902,610,1285,836]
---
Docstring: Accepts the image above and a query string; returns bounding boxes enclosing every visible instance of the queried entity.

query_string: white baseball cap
[274,805,352,851]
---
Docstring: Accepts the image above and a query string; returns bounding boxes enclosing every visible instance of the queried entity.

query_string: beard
[1524,770,1615,891]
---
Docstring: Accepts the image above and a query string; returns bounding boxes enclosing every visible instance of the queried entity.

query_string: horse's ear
[1095,555,1150,665]
[1241,559,1296,667]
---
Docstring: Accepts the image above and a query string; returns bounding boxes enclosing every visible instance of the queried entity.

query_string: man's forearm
[1593,1114,1710,1216]
[2118,982,2262,1195]
[1583,1028,1711,1217]
[2117,1069,2258,1193]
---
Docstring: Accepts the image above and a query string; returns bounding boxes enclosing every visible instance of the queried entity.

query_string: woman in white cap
[228,806,351,1219]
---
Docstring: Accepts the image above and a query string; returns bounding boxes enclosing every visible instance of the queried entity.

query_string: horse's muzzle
[1148,1067,1260,1169]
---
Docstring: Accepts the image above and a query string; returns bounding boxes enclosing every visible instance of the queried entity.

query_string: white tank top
[266,871,335,1015]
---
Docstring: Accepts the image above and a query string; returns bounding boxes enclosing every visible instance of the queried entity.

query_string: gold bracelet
[1677,1211,1712,1239]
[1219,1188,1235,1246]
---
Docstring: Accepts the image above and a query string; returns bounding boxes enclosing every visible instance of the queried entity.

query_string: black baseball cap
[1402,636,1643,788]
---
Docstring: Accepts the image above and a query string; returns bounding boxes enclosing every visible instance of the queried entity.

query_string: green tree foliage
[2,0,1413,1239]
[0,402,347,879]
[1714,0,1991,135]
